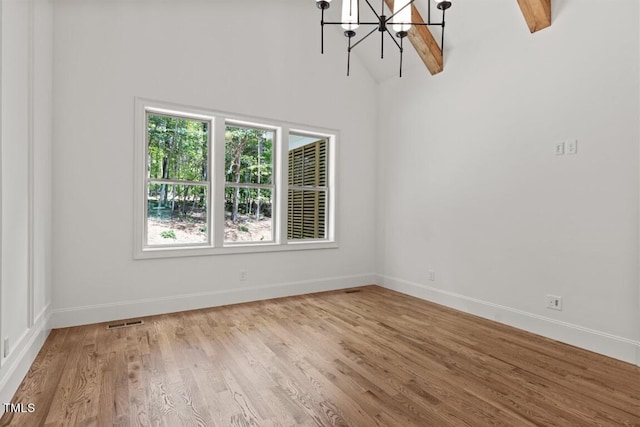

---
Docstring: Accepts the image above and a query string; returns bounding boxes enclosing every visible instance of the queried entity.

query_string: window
[146,113,210,247]
[134,99,337,258]
[288,135,327,240]
[224,124,275,244]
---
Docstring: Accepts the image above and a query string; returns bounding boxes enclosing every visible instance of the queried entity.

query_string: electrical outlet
[3,337,9,358]
[239,270,248,282]
[555,141,565,156]
[428,270,436,281]
[566,139,578,155]
[546,295,562,311]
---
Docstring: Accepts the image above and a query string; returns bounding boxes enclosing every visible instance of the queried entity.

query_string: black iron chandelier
[315,0,452,77]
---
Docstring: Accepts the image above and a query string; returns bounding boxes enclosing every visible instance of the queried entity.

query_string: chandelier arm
[322,21,379,26]
[384,27,402,51]
[441,8,446,54]
[347,37,352,76]
[349,26,380,51]
[400,37,404,77]
[321,8,325,54]
[363,0,382,19]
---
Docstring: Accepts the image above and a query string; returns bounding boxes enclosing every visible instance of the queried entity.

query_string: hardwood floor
[2,286,640,426]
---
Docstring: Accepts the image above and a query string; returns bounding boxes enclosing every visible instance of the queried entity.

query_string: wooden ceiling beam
[517,0,551,33]
[384,0,443,75]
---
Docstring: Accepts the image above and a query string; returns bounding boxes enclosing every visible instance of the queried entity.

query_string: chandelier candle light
[315,0,452,77]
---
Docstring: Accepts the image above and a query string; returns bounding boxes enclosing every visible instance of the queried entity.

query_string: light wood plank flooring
[2,286,639,426]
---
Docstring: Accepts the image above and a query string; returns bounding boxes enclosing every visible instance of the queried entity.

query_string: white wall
[51,0,378,327]
[377,0,640,364]
[0,0,53,405]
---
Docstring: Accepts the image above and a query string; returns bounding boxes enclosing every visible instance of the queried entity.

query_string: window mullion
[207,118,214,247]
[213,117,226,247]
[224,183,274,191]
[327,134,336,242]
[278,126,290,245]
[148,178,207,187]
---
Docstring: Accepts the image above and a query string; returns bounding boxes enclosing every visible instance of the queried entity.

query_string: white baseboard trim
[52,273,377,329]
[0,304,51,410]
[378,275,640,367]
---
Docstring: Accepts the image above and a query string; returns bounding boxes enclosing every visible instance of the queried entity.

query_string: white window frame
[133,98,338,259]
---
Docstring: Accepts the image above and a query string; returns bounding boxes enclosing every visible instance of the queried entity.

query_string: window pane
[147,183,208,245]
[224,187,273,243]
[225,125,274,185]
[288,136,327,187]
[148,114,208,181]
[287,189,326,240]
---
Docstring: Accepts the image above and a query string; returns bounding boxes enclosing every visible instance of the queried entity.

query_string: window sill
[134,240,339,260]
